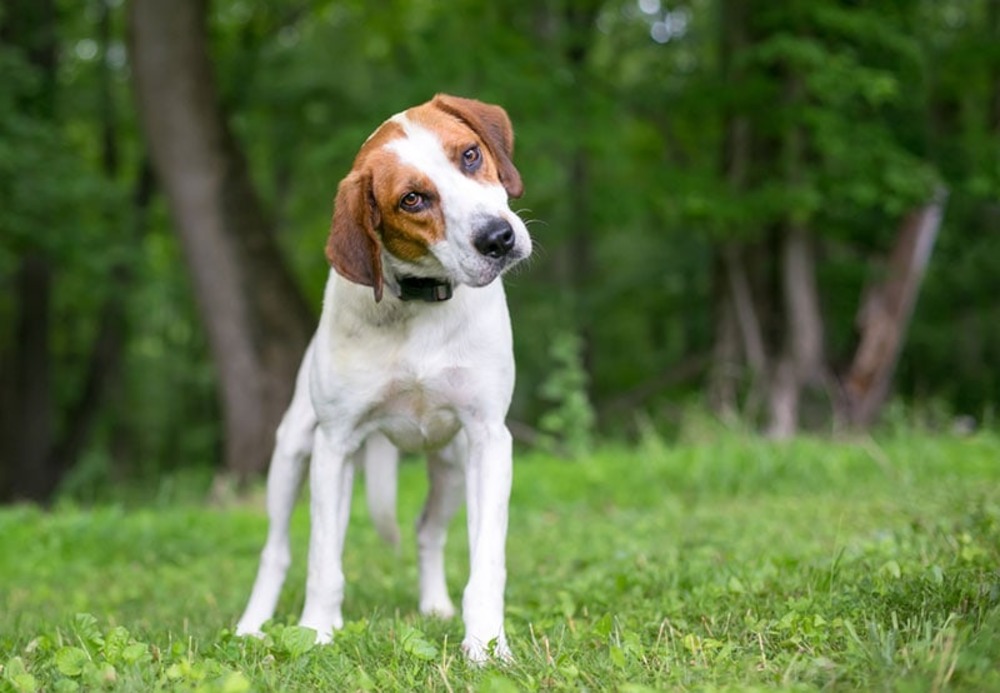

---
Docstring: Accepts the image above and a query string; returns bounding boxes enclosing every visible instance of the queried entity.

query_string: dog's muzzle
[473,218,516,259]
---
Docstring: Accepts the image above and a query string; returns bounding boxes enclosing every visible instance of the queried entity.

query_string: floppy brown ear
[326,170,384,302]
[432,94,524,199]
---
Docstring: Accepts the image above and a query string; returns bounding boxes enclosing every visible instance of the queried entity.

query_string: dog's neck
[380,250,454,303]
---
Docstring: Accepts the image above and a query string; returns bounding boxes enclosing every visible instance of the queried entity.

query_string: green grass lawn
[2,432,999,691]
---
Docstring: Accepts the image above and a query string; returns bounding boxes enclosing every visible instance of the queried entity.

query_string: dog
[235,94,531,663]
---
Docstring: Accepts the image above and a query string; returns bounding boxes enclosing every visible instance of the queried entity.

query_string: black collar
[396,276,454,302]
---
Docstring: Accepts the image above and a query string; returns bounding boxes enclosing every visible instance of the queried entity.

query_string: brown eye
[462,146,482,172]
[399,192,425,211]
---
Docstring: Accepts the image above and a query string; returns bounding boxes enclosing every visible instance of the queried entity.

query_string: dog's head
[326,94,532,302]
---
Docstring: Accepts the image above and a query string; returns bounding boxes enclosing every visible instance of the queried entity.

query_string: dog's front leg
[299,425,355,643]
[236,349,317,638]
[461,422,513,663]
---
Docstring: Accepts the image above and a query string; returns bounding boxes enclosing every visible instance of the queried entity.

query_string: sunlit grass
[2,431,999,690]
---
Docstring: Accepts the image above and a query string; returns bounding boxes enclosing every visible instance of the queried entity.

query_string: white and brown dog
[235,94,531,662]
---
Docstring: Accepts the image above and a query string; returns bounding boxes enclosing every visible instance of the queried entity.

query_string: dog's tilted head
[325,94,532,302]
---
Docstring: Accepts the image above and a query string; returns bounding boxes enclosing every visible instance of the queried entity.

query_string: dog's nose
[474,218,516,259]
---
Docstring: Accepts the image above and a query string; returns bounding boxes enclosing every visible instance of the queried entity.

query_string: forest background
[1,0,998,502]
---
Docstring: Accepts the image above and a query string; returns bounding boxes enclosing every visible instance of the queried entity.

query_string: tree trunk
[990,0,1000,138]
[708,255,741,418]
[0,0,58,502]
[709,0,757,419]
[766,70,827,439]
[6,255,55,500]
[564,2,601,399]
[985,0,1000,238]
[843,189,947,428]
[127,0,313,480]
[782,227,824,384]
[767,226,825,438]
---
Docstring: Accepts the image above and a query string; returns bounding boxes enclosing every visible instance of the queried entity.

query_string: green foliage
[1,615,249,692]
[0,52,93,257]
[3,0,999,490]
[3,432,1000,689]
[537,330,596,457]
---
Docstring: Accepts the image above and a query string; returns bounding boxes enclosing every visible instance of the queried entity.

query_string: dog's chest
[371,367,463,451]
[317,286,511,452]
[329,313,474,452]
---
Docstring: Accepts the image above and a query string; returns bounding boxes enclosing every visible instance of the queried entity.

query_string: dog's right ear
[326,170,384,302]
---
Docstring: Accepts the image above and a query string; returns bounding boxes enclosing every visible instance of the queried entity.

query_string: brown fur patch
[356,145,445,262]
[426,95,522,198]
[354,120,405,163]
[405,103,505,188]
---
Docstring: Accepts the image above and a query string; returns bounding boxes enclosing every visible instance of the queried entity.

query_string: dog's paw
[234,619,266,639]
[295,625,335,645]
[461,635,513,666]
[297,613,341,645]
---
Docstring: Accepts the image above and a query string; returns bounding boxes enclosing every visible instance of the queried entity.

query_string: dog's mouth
[460,215,532,286]
[462,249,530,288]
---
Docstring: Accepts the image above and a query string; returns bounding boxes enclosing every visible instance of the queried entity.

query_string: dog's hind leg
[362,432,400,547]
[417,435,466,618]
[236,341,317,637]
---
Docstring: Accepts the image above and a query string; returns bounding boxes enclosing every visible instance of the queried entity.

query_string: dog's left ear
[432,94,524,199]
[326,170,385,302]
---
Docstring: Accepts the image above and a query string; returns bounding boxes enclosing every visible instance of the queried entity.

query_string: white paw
[461,635,513,665]
[234,619,265,639]
[298,614,341,645]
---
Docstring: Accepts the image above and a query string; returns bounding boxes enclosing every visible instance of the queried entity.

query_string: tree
[127,0,313,481]
[0,0,60,500]
[3,0,998,504]
[844,189,947,427]
[703,0,940,435]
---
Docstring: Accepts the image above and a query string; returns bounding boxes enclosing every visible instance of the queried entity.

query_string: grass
[2,430,999,691]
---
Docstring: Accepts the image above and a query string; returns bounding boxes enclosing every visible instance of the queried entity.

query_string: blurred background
[1,0,997,503]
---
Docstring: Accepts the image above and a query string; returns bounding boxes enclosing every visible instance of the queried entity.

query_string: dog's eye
[462,146,482,172]
[399,192,425,211]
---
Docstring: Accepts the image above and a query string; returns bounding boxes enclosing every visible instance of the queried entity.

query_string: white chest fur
[309,274,514,455]
[369,368,462,450]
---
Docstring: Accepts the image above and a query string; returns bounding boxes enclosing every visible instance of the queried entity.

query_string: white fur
[236,109,529,664]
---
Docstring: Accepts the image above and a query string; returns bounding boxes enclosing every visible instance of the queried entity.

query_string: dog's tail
[362,433,401,547]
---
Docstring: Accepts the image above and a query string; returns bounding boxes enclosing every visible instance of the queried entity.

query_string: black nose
[474,218,516,259]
